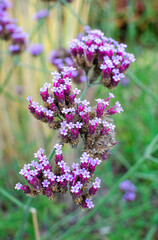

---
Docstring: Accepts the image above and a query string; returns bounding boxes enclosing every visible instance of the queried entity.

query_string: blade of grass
[127,71,158,102]
[0,64,17,94]
[147,155,158,164]
[14,198,32,240]
[48,147,56,162]
[0,187,25,209]
[30,2,59,41]
[144,225,157,240]
[56,134,158,240]
[73,201,154,240]
[113,148,131,169]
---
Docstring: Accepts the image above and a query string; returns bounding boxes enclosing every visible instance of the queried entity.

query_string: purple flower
[68,29,135,89]
[48,48,86,84]
[42,179,50,188]
[122,191,136,202]
[29,43,44,56]
[9,44,20,54]
[0,0,12,11]
[15,182,22,190]
[84,25,91,32]
[119,179,136,192]
[120,76,130,86]
[17,63,124,209]
[119,179,136,202]
[34,9,49,21]
[85,198,94,209]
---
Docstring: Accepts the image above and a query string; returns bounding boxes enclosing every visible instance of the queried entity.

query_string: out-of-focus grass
[1,0,158,240]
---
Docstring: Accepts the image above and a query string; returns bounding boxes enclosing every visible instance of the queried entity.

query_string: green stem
[14,198,32,240]
[80,84,89,100]
[0,187,26,209]
[60,0,86,26]
[30,2,59,42]
[0,64,16,94]
[145,225,157,240]
[127,71,158,102]
[58,2,63,48]
[48,147,56,162]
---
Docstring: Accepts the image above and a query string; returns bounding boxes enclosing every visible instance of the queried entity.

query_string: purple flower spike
[29,43,44,56]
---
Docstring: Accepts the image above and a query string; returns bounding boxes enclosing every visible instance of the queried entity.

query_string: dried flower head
[68,29,135,89]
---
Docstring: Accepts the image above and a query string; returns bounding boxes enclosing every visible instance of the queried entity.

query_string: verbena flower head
[27,66,121,156]
[15,65,124,209]
[0,0,28,54]
[68,29,135,89]
[29,43,44,56]
[15,145,102,209]
[49,48,86,83]
[0,0,12,11]
[119,179,136,202]
[33,9,49,21]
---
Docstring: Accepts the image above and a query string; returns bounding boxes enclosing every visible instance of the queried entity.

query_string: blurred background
[0,0,158,239]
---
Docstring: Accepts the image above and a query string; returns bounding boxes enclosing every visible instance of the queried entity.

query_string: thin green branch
[0,187,25,209]
[60,0,86,26]
[57,2,63,48]
[48,147,56,162]
[145,225,157,240]
[30,2,59,41]
[0,65,16,94]
[14,198,32,240]
[80,84,89,100]
[127,71,158,102]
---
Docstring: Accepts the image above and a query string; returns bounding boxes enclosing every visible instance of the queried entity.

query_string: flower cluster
[0,0,28,54]
[15,65,124,208]
[27,66,121,159]
[29,43,44,56]
[68,29,135,89]
[119,179,136,202]
[49,48,86,83]
[15,145,101,209]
